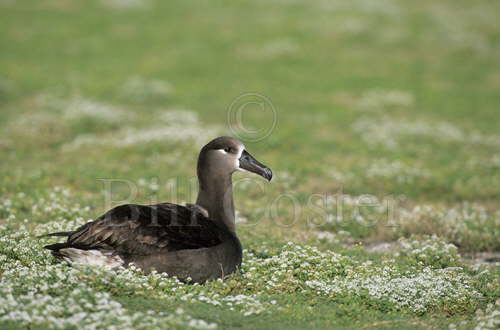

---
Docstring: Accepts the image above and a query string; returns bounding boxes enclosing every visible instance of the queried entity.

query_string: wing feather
[59,203,224,255]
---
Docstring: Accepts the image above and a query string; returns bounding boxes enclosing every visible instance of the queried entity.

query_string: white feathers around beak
[216,144,246,172]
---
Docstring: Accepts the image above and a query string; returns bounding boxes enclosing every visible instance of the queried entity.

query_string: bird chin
[236,166,252,174]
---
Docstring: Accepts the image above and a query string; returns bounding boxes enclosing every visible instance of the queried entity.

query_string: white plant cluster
[6,112,61,138]
[328,159,428,185]
[472,302,500,330]
[121,77,172,101]
[99,0,152,10]
[314,230,352,244]
[0,187,495,328]
[395,203,498,249]
[62,97,133,123]
[307,193,496,247]
[0,229,217,329]
[272,171,297,189]
[315,197,497,251]
[317,194,388,226]
[306,266,481,315]
[467,155,500,170]
[0,226,269,328]
[268,0,402,16]
[0,188,273,328]
[365,159,430,184]
[355,89,414,112]
[241,242,486,315]
[137,177,161,192]
[34,94,133,123]
[275,0,498,55]
[5,90,222,152]
[159,110,200,125]
[352,116,500,150]
[63,110,220,150]
[6,95,127,142]
[1,188,91,226]
[328,168,354,183]
[237,39,299,60]
[429,4,498,54]
[397,236,460,268]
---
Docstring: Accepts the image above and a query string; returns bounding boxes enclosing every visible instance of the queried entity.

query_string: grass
[1,0,499,328]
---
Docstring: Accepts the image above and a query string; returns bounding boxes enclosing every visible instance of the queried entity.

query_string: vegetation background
[0,0,499,329]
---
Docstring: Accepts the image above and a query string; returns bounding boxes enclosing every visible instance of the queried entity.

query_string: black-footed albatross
[43,136,272,283]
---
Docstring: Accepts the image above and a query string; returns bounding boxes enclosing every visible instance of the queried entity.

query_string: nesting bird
[44,136,272,283]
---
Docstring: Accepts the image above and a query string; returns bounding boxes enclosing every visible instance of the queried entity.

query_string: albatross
[44,136,272,283]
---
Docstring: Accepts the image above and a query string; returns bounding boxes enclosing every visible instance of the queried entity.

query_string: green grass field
[1,0,499,328]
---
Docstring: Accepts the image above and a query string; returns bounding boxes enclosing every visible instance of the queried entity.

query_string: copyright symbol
[227,92,277,142]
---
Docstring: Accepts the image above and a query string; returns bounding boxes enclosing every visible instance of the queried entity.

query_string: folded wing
[45,203,224,256]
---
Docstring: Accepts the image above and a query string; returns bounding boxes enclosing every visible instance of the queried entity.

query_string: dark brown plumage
[43,136,271,283]
[46,204,225,253]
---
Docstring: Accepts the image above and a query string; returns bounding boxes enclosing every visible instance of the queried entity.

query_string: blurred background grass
[1,1,500,328]
[1,0,499,250]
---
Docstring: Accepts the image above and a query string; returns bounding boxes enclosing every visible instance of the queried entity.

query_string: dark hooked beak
[239,150,272,181]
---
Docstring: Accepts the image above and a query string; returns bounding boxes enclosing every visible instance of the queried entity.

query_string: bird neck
[196,172,236,233]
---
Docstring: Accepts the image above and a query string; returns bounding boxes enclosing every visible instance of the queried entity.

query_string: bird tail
[43,242,71,258]
[40,231,74,257]
[37,231,74,239]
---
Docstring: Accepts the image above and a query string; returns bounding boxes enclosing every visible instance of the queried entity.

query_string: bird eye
[224,147,232,153]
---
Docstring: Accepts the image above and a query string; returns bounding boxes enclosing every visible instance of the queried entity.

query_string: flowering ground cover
[1,0,499,328]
